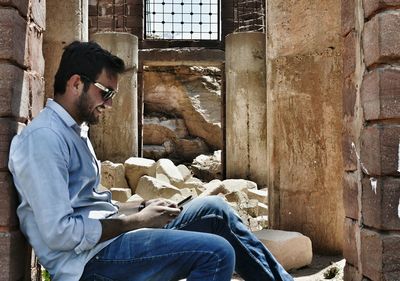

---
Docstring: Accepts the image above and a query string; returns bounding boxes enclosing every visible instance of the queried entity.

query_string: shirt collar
[46,99,88,138]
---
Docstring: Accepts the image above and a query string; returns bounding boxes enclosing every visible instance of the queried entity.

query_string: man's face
[76,70,118,125]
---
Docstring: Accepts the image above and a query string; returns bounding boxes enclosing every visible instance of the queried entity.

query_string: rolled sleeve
[74,217,102,255]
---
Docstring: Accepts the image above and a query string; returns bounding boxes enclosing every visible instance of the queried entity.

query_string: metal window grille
[233,0,265,33]
[145,0,220,40]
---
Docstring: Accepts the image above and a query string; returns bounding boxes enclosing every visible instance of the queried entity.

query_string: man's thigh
[81,228,232,281]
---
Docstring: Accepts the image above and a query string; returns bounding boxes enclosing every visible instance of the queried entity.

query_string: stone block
[245,188,268,204]
[101,161,129,189]
[361,176,400,230]
[124,157,156,193]
[0,172,19,228]
[343,76,357,118]
[222,179,257,193]
[344,263,363,281]
[0,231,29,281]
[0,63,29,119]
[0,0,29,16]
[0,119,25,170]
[343,31,357,78]
[177,164,192,181]
[360,125,400,176]
[199,179,228,197]
[0,9,26,66]
[342,127,358,172]
[155,158,184,187]
[343,172,359,219]
[361,68,400,120]
[361,228,400,280]
[254,229,313,271]
[110,187,132,203]
[363,11,400,67]
[343,218,359,266]
[135,176,181,200]
[342,0,355,36]
[363,0,400,18]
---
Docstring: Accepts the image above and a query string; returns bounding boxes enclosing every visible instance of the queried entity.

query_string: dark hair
[54,41,125,95]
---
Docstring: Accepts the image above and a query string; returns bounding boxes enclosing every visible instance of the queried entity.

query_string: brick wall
[342,0,400,280]
[0,0,45,280]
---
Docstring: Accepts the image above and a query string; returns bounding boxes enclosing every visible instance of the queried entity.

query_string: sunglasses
[79,75,117,101]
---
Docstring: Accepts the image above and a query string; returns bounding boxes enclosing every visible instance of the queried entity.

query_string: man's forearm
[99,214,143,242]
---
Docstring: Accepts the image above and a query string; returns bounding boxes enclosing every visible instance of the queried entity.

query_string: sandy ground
[230,255,345,281]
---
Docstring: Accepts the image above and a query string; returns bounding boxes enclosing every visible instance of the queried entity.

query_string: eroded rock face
[143,65,222,163]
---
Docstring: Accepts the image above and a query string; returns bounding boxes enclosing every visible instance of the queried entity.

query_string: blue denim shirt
[8,99,119,280]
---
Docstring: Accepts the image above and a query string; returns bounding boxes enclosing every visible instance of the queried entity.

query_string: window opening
[145,0,220,40]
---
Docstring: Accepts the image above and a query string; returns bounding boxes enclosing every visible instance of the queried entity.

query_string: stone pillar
[0,0,45,279]
[44,0,88,99]
[225,32,268,187]
[90,32,138,163]
[266,0,343,253]
[342,0,400,280]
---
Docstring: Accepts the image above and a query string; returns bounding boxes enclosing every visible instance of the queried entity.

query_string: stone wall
[266,0,344,253]
[342,0,400,279]
[0,0,45,279]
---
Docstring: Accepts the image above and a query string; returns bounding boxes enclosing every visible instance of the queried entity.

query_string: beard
[76,90,100,125]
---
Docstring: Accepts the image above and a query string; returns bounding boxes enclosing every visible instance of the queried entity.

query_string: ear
[66,74,82,95]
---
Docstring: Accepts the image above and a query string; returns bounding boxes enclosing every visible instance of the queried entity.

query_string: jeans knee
[211,236,235,268]
[200,196,231,216]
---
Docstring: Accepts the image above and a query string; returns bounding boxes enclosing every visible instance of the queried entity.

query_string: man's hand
[135,199,180,228]
[99,198,180,242]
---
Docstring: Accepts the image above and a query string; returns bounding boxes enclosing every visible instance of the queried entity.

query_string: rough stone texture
[342,0,356,36]
[177,164,191,181]
[344,263,363,281]
[0,8,26,66]
[155,158,184,187]
[29,72,45,118]
[124,157,156,193]
[266,0,344,254]
[26,23,45,75]
[226,32,268,187]
[363,0,400,18]
[144,65,222,150]
[110,187,132,203]
[0,0,29,16]
[363,11,400,67]
[191,150,222,182]
[101,161,129,189]
[343,171,359,220]
[0,172,19,228]
[90,33,139,163]
[143,117,188,145]
[0,64,29,119]
[222,179,257,193]
[245,188,268,204]
[361,228,400,280]
[360,125,400,176]
[135,176,181,201]
[343,218,359,267]
[0,231,29,281]
[361,177,400,230]
[254,229,313,271]
[361,67,400,120]
[0,119,25,170]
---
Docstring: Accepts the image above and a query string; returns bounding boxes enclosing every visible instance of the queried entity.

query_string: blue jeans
[80,196,293,281]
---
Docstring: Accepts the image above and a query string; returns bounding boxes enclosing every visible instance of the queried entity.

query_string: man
[9,41,293,281]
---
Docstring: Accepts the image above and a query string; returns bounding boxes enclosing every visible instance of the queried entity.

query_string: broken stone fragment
[199,179,229,197]
[177,164,192,181]
[127,194,144,203]
[245,188,268,204]
[135,175,181,200]
[110,187,132,203]
[254,229,313,271]
[155,158,184,187]
[101,161,129,189]
[124,157,156,194]
[222,179,258,192]
[191,150,222,181]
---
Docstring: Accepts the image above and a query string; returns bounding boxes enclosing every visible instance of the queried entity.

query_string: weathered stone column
[266,0,343,253]
[225,32,267,187]
[44,0,88,99]
[90,32,138,163]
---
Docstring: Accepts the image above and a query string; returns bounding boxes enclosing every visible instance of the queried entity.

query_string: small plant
[41,268,51,281]
[323,266,340,279]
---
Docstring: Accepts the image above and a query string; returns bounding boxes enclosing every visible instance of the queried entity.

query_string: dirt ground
[231,255,345,281]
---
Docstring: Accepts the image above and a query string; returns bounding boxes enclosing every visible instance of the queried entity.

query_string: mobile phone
[177,195,193,208]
